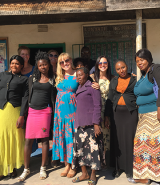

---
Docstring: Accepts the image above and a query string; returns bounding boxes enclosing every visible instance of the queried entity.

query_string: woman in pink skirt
[18,51,56,182]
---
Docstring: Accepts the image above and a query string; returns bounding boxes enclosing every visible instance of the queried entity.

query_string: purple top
[75,80,101,128]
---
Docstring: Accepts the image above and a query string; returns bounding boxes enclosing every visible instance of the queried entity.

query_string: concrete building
[0,0,160,75]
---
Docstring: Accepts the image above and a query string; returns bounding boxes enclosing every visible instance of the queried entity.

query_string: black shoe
[112,169,123,178]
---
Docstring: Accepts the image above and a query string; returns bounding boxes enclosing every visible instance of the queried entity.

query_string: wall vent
[38,25,48,32]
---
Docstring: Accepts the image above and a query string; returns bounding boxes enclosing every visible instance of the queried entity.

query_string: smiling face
[20,49,30,63]
[59,56,72,72]
[136,56,150,73]
[98,57,108,72]
[76,69,88,86]
[37,59,50,75]
[10,59,23,74]
[115,61,128,78]
[49,51,58,66]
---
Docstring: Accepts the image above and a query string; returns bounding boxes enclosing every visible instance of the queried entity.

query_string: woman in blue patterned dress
[52,53,78,178]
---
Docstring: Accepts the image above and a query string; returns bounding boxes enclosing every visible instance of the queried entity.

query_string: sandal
[72,177,90,183]
[88,179,96,185]
[39,166,47,180]
[18,168,30,182]
[128,178,151,184]
[127,178,137,183]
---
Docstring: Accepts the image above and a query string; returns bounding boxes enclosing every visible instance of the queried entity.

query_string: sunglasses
[49,54,58,58]
[99,61,108,66]
[60,58,70,66]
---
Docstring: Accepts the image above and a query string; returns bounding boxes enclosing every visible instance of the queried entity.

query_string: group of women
[0,46,160,185]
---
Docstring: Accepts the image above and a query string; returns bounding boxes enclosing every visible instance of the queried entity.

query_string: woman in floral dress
[52,53,78,178]
[90,55,114,167]
[72,67,103,185]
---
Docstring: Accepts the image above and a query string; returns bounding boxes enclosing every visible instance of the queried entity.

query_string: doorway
[19,43,65,66]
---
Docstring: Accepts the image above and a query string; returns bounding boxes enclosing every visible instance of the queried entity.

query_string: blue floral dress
[52,75,79,164]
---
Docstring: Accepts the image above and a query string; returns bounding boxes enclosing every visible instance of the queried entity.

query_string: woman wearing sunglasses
[105,60,138,181]
[90,56,114,168]
[52,53,78,178]
[48,50,59,74]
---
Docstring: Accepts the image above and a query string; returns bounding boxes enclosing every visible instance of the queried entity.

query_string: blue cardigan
[134,75,157,114]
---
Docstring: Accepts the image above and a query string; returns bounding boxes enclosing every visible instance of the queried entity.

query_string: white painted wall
[0,19,160,65]
[146,19,160,64]
[0,22,83,60]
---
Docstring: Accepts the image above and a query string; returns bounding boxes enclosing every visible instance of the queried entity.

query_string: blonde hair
[55,52,73,86]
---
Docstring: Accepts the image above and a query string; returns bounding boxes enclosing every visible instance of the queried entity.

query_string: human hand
[91,82,100,90]
[16,116,24,128]
[157,107,160,123]
[132,73,137,77]
[104,116,110,129]
[94,124,101,137]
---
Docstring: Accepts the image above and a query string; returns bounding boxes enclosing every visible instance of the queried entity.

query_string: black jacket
[105,74,137,117]
[148,63,160,107]
[28,75,57,112]
[0,71,29,116]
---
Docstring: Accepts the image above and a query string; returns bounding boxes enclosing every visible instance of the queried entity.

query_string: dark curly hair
[33,51,54,81]
[73,57,86,67]
[76,66,89,75]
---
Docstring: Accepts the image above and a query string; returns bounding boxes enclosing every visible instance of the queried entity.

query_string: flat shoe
[127,177,136,183]
[88,179,96,185]
[0,176,4,181]
[39,166,47,180]
[112,169,123,178]
[10,169,17,179]
[18,168,30,182]
[72,177,90,183]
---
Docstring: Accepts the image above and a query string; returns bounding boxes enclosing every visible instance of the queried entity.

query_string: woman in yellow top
[105,60,138,181]
[90,55,114,168]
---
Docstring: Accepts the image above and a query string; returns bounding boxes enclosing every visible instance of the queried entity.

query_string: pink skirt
[25,107,52,139]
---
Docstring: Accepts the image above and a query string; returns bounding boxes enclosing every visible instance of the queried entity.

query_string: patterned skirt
[133,111,160,181]
[72,125,103,170]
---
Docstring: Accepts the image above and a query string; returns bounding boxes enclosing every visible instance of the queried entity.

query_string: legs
[39,137,49,180]
[88,169,96,185]
[41,137,49,167]
[72,167,96,185]
[61,161,71,177]
[18,139,34,182]
[24,139,34,169]
[72,166,89,182]
[61,161,76,178]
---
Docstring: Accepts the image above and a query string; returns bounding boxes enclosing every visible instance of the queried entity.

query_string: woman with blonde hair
[52,53,78,178]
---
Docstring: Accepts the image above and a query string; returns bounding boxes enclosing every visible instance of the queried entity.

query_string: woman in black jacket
[0,55,28,180]
[105,59,138,181]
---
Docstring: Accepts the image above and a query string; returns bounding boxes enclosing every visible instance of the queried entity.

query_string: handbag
[152,67,159,99]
